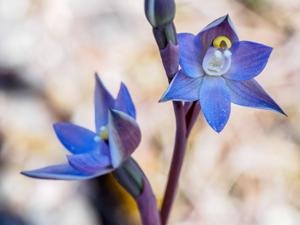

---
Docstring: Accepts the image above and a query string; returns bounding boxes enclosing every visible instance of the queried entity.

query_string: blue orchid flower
[160,15,285,132]
[22,74,141,180]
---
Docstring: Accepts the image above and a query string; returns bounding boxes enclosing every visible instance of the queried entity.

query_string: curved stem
[160,101,187,225]
[114,158,161,225]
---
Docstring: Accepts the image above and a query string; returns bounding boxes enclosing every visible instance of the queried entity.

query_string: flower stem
[113,158,161,225]
[160,101,187,225]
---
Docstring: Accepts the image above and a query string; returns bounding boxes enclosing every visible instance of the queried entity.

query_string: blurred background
[0,0,299,224]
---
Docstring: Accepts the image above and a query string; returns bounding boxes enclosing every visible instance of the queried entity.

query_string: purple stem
[136,175,161,225]
[160,101,187,225]
[159,44,200,224]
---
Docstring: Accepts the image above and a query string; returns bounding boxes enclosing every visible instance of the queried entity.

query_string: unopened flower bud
[144,0,175,28]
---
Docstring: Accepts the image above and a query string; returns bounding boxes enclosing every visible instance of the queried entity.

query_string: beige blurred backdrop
[0,0,299,225]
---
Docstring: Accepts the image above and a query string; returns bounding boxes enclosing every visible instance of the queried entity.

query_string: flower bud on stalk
[144,0,179,79]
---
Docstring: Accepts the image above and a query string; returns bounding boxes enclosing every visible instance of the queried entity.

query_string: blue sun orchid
[22,74,141,180]
[160,15,286,132]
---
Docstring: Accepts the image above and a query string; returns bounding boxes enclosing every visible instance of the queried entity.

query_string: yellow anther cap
[99,126,109,140]
[213,36,232,49]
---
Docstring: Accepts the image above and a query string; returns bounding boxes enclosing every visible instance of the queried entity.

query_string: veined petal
[178,33,204,78]
[67,141,111,173]
[53,123,98,154]
[199,76,231,132]
[21,164,109,180]
[197,15,239,51]
[160,70,202,102]
[225,79,286,115]
[114,82,136,119]
[108,109,141,168]
[94,74,115,131]
[225,41,272,81]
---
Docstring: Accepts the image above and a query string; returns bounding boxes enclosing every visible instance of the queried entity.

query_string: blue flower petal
[225,41,272,81]
[21,164,109,180]
[67,141,111,173]
[178,33,204,78]
[94,73,115,131]
[53,122,98,154]
[225,79,286,115]
[108,109,141,168]
[199,76,231,132]
[160,70,202,102]
[197,15,239,51]
[114,82,136,119]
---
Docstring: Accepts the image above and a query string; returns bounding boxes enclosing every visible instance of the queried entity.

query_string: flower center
[202,36,232,76]
[99,126,109,140]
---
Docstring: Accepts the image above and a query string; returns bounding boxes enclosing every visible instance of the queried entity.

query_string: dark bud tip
[145,0,176,28]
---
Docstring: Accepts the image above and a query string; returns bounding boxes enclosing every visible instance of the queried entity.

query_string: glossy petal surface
[115,82,136,119]
[67,141,111,173]
[21,164,101,180]
[94,74,114,131]
[178,33,204,78]
[226,79,285,115]
[108,110,141,168]
[197,15,239,51]
[225,41,272,81]
[160,70,202,102]
[53,123,98,154]
[199,76,231,132]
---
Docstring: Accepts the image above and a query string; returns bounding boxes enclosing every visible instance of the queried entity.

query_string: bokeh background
[0,0,299,224]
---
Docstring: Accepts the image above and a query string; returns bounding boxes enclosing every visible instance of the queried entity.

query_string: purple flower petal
[21,164,106,180]
[197,15,239,51]
[67,141,111,173]
[225,41,272,81]
[199,76,231,132]
[225,79,286,115]
[108,110,141,168]
[53,122,98,154]
[160,70,202,102]
[94,74,114,131]
[178,33,204,78]
[114,82,136,119]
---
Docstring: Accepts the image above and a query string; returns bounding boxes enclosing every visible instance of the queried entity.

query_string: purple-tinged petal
[225,41,272,81]
[108,110,141,168]
[225,79,286,115]
[67,141,111,173]
[160,70,202,102]
[114,82,136,119]
[21,164,105,180]
[199,76,231,132]
[178,33,204,78]
[197,15,239,51]
[94,73,115,131]
[53,122,98,154]
[160,42,179,78]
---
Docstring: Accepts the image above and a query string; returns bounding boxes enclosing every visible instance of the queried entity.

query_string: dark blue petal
[108,109,141,168]
[178,33,204,78]
[160,70,202,102]
[53,122,98,154]
[225,79,286,115]
[21,164,107,180]
[225,41,272,81]
[196,15,239,51]
[67,141,111,173]
[94,73,115,131]
[114,82,136,119]
[199,76,231,132]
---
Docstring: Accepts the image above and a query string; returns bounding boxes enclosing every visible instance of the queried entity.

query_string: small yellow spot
[99,126,109,140]
[213,36,232,49]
